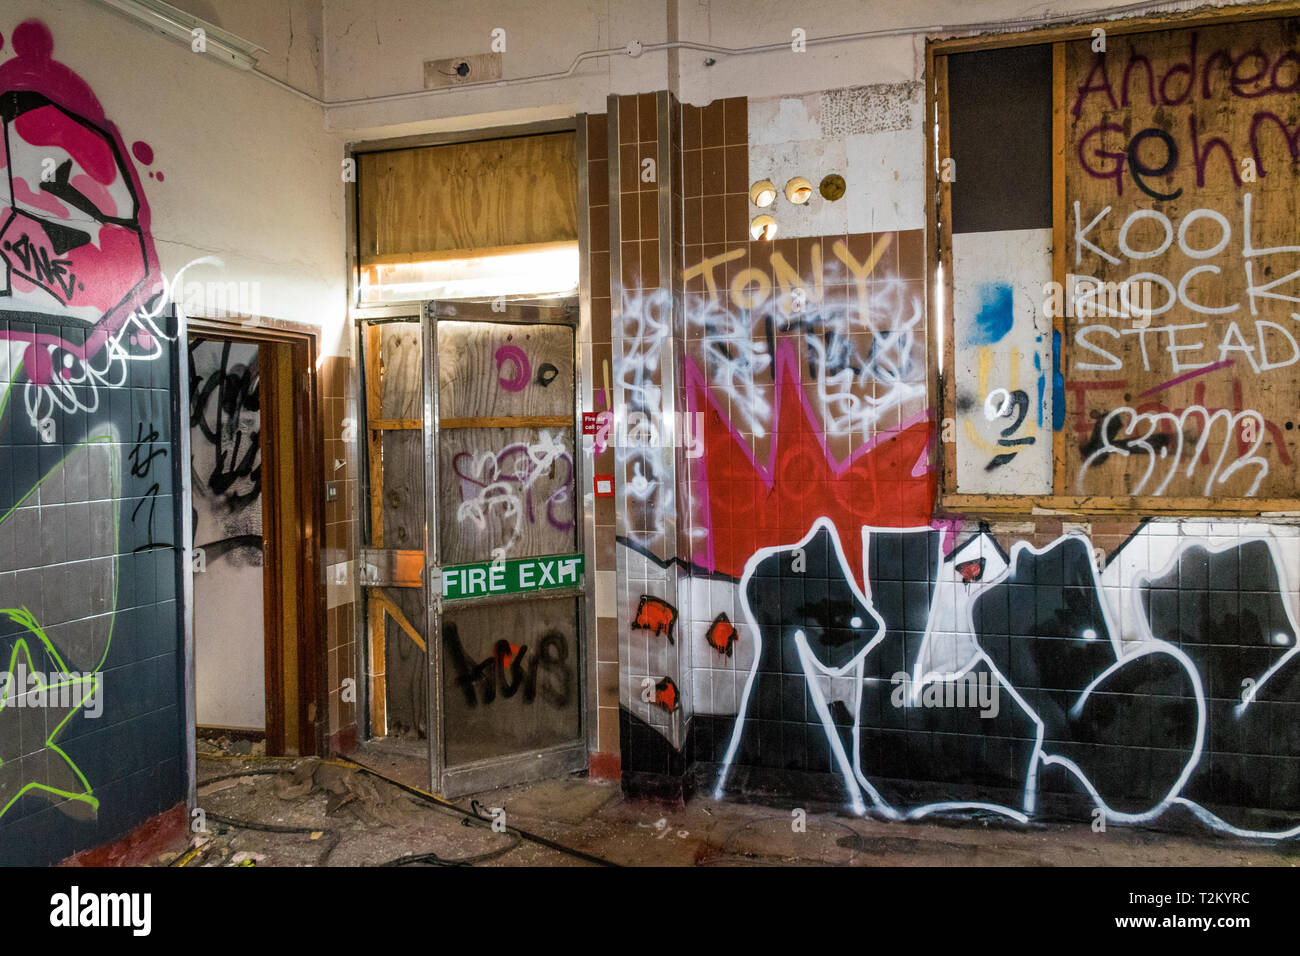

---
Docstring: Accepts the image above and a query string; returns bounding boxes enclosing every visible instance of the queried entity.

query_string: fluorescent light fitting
[85,0,265,70]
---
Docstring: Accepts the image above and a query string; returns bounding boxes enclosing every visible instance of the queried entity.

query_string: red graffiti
[633,595,677,644]
[653,677,679,713]
[688,342,935,587]
[705,613,737,657]
[956,558,986,583]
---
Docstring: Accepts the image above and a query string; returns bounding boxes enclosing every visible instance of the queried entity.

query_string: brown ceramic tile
[684,196,703,246]
[620,240,642,289]
[619,193,639,242]
[641,240,660,288]
[325,520,347,554]
[701,99,725,149]
[702,147,725,196]
[589,204,609,253]
[879,230,902,273]
[595,495,614,525]
[897,228,925,278]
[590,341,613,400]
[683,148,702,199]
[587,112,608,158]
[591,296,612,338]
[725,144,749,195]
[723,96,747,146]
[721,248,750,293]
[683,244,704,292]
[724,193,749,243]
[591,252,610,301]
[639,190,659,240]
[597,615,618,661]
[618,94,638,144]
[598,707,620,754]
[682,105,701,150]
[769,238,798,275]
[796,236,822,276]
[702,195,726,245]
[619,144,638,193]
[839,232,874,273]
[588,158,609,207]
[597,661,620,707]
[637,91,657,143]
[595,526,616,570]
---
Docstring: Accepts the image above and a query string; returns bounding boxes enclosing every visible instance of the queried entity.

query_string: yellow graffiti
[963,344,1037,456]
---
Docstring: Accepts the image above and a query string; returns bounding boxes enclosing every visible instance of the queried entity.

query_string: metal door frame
[422,297,589,796]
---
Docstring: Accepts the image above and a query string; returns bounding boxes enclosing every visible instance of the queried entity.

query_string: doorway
[188,322,325,757]
[358,299,587,795]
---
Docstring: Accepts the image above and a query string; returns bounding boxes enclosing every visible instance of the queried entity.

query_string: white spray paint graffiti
[1077,405,1268,496]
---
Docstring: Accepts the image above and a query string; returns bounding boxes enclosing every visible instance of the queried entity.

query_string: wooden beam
[439,415,573,430]
[370,589,428,652]
[1051,41,1067,498]
[927,0,1300,55]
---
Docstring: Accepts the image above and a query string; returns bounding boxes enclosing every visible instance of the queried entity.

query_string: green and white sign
[439,553,584,601]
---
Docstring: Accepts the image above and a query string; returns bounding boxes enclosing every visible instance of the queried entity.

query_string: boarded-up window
[357,132,578,263]
[939,14,1300,506]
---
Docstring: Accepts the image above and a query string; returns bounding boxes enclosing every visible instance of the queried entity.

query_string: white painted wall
[319,0,1248,136]
[3,0,348,354]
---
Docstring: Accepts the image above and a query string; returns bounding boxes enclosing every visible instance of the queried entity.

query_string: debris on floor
[163,749,1300,868]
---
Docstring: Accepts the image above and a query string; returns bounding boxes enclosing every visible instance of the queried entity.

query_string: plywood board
[441,597,581,767]
[358,132,578,260]
[437,321,574,420]
[1065,17,1300,499]
[438,426,578,566]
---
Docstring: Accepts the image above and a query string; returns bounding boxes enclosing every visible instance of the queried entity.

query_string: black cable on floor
[192,756,617,867]
[334,758,619,867]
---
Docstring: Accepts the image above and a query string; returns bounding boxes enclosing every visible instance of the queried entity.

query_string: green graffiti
[0,434,121,822]
[0,608,101,817]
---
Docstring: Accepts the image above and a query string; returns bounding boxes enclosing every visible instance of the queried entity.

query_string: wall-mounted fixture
[819,174,847,201]
[87,0,266,71]
[749,215,778,241]
[749,180,777,208]
[784,177,813,204]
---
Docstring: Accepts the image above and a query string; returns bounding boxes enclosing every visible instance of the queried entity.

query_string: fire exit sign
[439,553,585,600]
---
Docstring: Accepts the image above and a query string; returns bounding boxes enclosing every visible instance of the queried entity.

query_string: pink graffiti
[495,344,531,392]
[0,19,159,386]
[452,444,575,532]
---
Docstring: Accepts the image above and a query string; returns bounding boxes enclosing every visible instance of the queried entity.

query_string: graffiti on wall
[616,216,1300,837]
[0,20,168,437]
[0,19,174,840]
[1066,21,1300,498]
[189,339,261,565]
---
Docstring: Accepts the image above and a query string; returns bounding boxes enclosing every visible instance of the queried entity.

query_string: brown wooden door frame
[188,317,327,757]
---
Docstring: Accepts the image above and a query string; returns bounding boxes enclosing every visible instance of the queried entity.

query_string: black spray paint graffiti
[443,624,572,709]
[128,420,170,552]
[706,520,1300,837]
[189,339,260,509]
[189,339,262,564]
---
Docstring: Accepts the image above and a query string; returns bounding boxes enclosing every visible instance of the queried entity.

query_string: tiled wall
[584,113,622,775]
[321,355,359,750]
[602,85,1300,839]
[0,316,184,865]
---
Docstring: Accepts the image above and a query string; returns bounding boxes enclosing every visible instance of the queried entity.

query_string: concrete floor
[163,743,1300,867]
